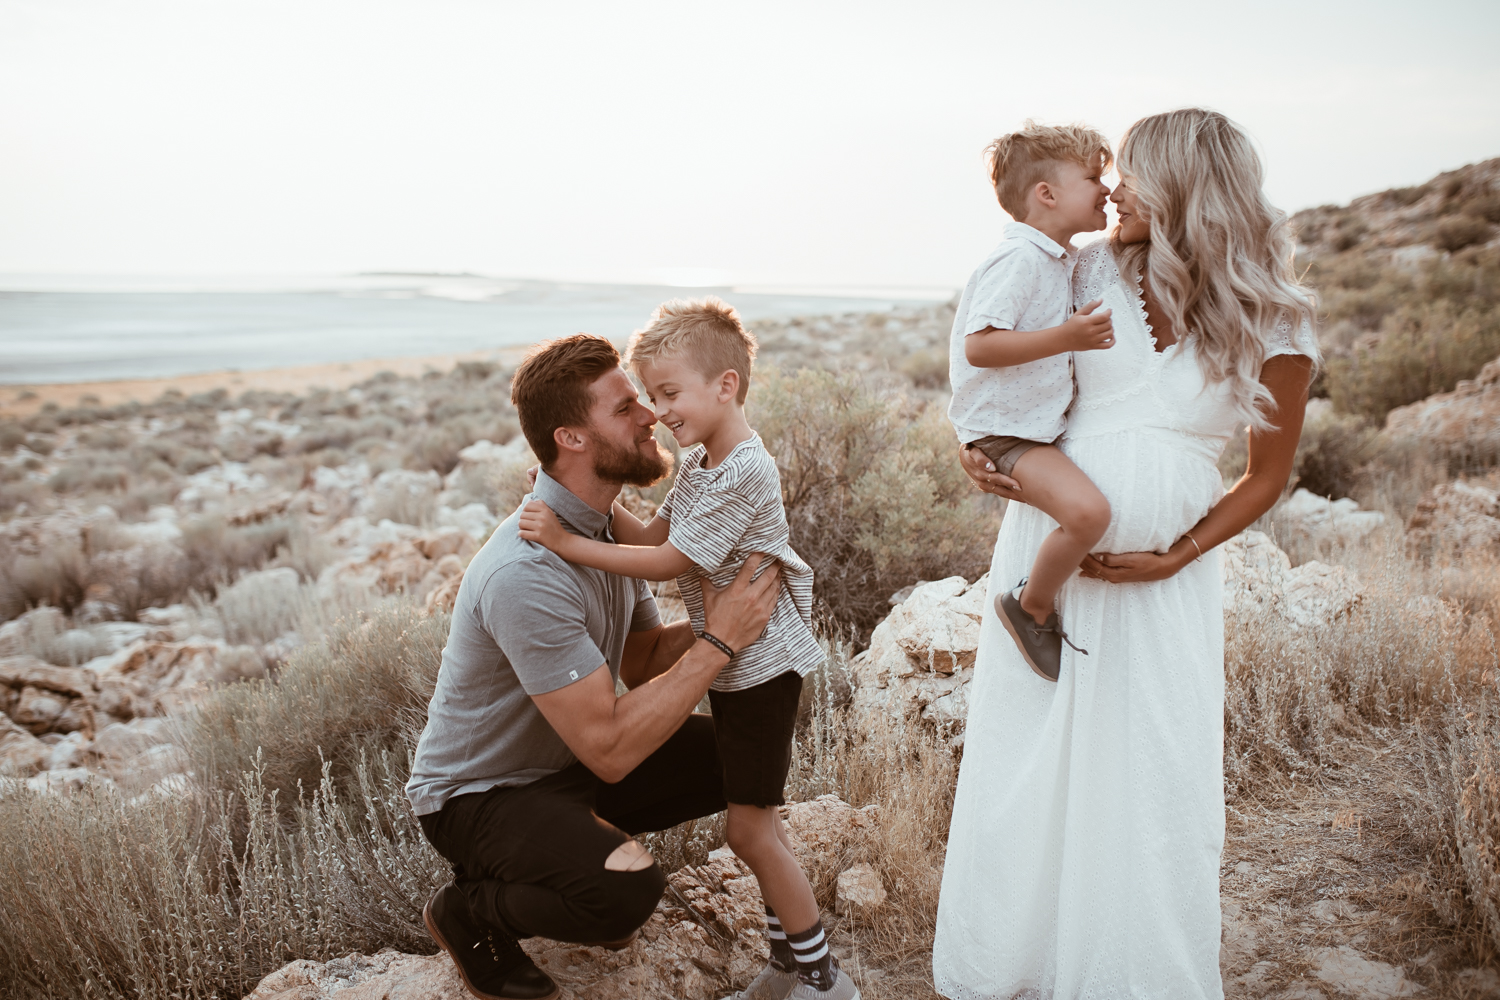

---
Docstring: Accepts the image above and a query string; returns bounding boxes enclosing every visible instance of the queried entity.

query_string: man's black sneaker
[996,580,1088,682]
[424,882,560,1000]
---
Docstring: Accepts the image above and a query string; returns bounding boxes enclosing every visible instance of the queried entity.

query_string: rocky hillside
[1291,157,1500,429]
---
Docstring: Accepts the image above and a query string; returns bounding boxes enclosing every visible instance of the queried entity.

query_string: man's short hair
[625,297,757,405]
[986,121,1113,222]
[510,333,621,466]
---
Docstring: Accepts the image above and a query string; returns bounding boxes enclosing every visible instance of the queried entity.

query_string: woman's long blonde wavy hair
[1111,108,1318,429]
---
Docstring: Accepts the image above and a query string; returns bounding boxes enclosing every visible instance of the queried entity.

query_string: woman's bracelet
[699,631,735,658]
[1184,532,1204,562]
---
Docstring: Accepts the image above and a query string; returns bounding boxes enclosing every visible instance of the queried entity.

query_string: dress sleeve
[1264,314,1321,363]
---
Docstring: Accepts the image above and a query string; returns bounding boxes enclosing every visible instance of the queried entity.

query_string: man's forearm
[596,639,727,781]
[964,325,1069,368]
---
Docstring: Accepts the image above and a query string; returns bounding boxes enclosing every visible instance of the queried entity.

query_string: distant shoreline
[0,347,531,419]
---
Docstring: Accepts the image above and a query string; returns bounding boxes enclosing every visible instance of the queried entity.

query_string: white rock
[0,715,50,776]
[1276,488,1386,546]
[437,501,500,541]
[46,731,90,771]
[1311,946,1422,998]
[835,863,887,917]
[888,575,982,674]
[1405,478,1500,556]
[311,461,372,497]
[176,462,269,506]
[1222,531,1362,629]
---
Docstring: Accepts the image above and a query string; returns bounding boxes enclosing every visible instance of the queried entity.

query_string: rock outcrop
[1221,531,1364,630]
[1384,355,1500,463]
[849,575,984,742]
[1404,475,1500,558]
[319,526,474,606]
[1274,489,1386,548]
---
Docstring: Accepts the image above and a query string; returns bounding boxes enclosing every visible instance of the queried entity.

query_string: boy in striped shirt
[519,298,856,1000]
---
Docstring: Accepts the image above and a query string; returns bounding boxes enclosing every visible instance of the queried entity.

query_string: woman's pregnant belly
[1060,427,1226,555]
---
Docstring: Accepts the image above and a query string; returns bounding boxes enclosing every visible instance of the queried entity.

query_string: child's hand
[1060,299,1115,352]
[518,501,568,552]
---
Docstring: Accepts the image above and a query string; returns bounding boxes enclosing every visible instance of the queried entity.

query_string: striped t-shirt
[658,433,824,692]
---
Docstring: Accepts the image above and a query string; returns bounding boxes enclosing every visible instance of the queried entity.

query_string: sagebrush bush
[189,602,445,818]
[0,751,447,1000]
[1324,299,1500,422]
[1432,215,1493,253]
[751,368,999,633]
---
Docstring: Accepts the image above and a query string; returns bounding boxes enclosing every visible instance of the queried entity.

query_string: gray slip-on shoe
[789,963,862,999]
[996,580,1088,682]
[729,960,800,1000]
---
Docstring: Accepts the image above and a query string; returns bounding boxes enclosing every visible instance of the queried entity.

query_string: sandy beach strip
[0,347,536,419]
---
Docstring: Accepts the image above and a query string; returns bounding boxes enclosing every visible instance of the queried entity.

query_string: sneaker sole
[996,593,1059,683]
[582,929,639,951]
[424,899,560,1000]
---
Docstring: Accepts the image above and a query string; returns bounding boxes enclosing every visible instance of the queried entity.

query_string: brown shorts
[968,434,1056,479]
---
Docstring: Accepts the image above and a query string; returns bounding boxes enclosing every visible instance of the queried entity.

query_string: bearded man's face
[589,426,672,486]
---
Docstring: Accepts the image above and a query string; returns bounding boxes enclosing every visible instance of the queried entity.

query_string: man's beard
[589,430,672,487]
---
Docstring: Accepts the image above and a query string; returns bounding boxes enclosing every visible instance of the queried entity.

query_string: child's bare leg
[1008,445,1111,624]
[726,802,818,933]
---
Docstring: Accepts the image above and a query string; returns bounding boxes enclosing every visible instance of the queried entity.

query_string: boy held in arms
[518,299,853,1000]
[948,121,1116,682]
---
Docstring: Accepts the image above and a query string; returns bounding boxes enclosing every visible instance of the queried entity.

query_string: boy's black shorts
[706,670,803,807]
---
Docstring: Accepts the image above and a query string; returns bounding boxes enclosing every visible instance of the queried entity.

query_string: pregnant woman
[932,108,1319,999]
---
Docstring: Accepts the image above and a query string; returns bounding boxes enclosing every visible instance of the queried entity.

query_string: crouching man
[406,333,781,1000]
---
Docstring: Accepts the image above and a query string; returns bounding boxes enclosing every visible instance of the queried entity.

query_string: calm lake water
[0,275,945,384]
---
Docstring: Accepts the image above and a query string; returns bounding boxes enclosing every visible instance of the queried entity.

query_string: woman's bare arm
[1080,353,1313,584]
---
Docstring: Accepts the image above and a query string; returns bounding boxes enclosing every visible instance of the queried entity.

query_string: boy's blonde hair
[987,121,1113,222]
[626,297,758,404]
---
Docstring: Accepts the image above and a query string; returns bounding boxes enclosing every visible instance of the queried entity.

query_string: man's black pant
[418,714,726,944]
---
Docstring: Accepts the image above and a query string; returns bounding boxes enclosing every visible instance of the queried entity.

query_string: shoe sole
[996,592,1058,683]
[424,899,560,1000]
[582,928,639,951]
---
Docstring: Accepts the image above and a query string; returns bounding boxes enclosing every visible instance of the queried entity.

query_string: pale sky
[2,0,1497,289]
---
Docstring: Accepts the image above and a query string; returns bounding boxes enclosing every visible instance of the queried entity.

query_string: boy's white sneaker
[729,961,799,1000]
[789,969,861,1000]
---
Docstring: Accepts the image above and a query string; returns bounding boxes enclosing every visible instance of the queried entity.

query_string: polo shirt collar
[532,469,613,541]
[1003,221,1070,260]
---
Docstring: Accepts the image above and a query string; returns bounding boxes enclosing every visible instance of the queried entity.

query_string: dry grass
[0,749,447,1000]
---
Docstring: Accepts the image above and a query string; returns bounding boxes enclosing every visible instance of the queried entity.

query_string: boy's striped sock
[786,919,837,990]
[764,906,796,972]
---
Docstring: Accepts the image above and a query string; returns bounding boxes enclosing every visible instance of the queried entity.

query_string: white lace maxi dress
[932,241,1315,1000]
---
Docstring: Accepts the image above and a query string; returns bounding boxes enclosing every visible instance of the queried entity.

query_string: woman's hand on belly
[1079,544,1195,584]
[957,443,1024,501]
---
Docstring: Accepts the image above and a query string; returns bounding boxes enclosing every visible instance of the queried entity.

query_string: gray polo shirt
[405,470,661,816]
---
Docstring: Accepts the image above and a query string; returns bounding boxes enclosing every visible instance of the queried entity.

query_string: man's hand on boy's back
[700,553,782,653]
[1060,299,1115,352]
